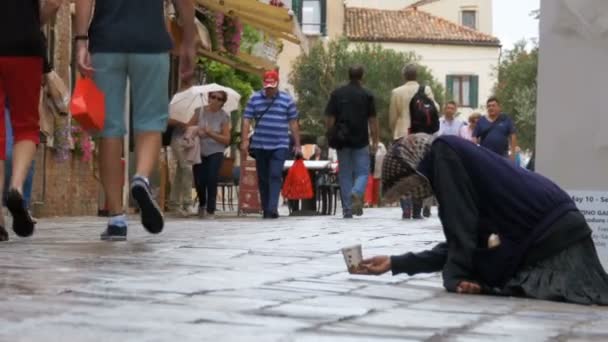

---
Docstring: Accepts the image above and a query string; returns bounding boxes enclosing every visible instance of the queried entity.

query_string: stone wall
[30,1,102,217]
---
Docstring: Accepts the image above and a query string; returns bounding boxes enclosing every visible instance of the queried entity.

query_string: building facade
[277,0,501,116]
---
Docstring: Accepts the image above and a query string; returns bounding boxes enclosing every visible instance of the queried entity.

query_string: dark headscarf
[382,133,434,203]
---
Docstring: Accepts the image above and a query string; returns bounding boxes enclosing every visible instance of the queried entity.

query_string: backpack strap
[416,84,426,96]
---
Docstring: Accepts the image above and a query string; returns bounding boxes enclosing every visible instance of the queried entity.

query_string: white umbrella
[169,87,207,124]
[191,83,241,113]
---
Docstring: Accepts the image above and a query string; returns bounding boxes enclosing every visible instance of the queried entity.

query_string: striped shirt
[244,90,298,150]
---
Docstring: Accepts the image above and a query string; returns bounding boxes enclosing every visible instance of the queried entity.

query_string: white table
[283,160,333,170]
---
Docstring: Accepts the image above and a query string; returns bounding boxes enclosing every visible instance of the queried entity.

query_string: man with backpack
[388,64,438,219]
[474,97,518,160]
[326,66,379,219]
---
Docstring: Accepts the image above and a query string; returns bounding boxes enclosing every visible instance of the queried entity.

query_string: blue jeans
[254,148,288,215]
[337,146,370,211]
[193,152,224,214]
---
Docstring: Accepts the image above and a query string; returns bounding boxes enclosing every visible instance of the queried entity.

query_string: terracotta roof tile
[345,7,501,47]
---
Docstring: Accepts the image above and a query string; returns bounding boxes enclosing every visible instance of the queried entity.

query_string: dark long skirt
[502,236,608,305]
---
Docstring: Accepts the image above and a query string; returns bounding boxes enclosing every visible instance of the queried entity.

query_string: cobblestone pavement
[1,208,608,341]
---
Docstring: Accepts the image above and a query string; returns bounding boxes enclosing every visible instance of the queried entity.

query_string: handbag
[70,77,105,132]
[248,95,278,159]
[327,120,349,149]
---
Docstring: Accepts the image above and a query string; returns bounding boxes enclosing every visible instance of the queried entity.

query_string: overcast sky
[493,0,540,50]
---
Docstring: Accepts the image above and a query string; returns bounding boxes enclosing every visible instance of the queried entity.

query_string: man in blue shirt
[241,70,301,219]
[75,0,196,241]
[474,97,518,160]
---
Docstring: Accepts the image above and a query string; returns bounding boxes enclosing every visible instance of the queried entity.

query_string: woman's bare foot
[456,281,481,294]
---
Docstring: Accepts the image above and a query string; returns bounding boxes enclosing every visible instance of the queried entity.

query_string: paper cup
[341,244,363,271]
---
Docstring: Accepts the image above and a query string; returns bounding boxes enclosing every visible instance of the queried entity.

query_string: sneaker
[343,208,353,219]
[351,193,364,216]
[269,212,279,219]
[130,177,164,234]
[6,189,35,237]
[423,206,431,218]
[100,225,127,241]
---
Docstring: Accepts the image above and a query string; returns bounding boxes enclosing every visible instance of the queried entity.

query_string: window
[446,75,479,108]
[461,10,477,30]
[293,0,326,35]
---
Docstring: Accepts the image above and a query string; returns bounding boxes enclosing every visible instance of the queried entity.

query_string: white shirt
[439,117,465,136]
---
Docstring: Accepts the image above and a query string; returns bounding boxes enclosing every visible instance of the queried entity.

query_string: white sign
[568,190,608,270]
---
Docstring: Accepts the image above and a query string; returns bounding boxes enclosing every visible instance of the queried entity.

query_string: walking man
[325,66,379,218]
[0,0,63,241]
[388,64,437,219]
[474,97,518,160]
[75,0,196,240]
[438,101,465,136]
[241,70,301,219]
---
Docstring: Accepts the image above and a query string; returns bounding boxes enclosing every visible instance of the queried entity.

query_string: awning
[193,0,308,75]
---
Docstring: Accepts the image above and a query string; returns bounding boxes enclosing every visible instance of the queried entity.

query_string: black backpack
[409,85,439,134]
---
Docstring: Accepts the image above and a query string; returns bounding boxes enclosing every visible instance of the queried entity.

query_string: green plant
[289,38,444,143]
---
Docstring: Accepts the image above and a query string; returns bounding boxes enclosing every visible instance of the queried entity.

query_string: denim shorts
[92,53,169,137]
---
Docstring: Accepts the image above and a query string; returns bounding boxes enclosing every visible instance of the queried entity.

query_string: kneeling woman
[356,134,608,305]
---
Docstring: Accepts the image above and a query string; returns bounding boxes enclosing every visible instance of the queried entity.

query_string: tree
[493,40,538,151]
[289,38,444,143]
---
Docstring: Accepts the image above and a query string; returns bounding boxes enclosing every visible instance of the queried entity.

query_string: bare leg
[9,140,36,194]
[100,137,124,215]
[134,132,161,178]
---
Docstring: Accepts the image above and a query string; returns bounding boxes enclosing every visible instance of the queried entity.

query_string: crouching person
[353,134,608,305]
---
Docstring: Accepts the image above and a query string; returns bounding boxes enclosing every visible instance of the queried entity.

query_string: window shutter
[321,0,327,36]
[293,0,303,25]
[446,75,454,101]
[469,75,479,108]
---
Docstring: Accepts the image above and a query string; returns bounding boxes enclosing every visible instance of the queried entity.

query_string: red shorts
[0,57,42,160]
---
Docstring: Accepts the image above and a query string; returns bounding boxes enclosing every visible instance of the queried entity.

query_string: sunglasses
[209,94,226,102]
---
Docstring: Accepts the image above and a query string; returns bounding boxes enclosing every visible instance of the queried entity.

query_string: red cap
[263,70,279,88]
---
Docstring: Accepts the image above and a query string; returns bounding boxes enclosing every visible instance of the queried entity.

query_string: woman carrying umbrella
[192,90,231,219]
[354,134,608,305]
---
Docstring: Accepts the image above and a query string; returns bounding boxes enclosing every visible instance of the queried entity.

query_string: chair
[315,170,340,215]
[217,157,236,211]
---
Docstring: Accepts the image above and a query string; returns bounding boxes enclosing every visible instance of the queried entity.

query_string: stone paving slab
[1,208,608,341]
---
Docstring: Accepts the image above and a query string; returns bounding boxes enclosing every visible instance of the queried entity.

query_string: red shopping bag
[70,77,105,131]
[282,159,314,200]
[364,174,374,205]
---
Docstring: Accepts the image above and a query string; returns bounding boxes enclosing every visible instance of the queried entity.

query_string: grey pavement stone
[0,208,607,341]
